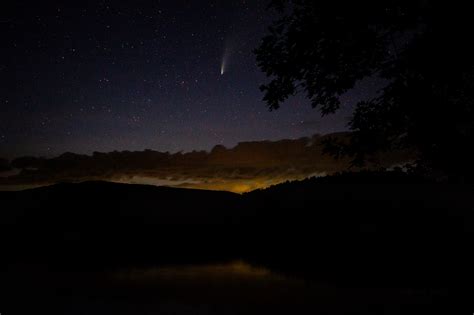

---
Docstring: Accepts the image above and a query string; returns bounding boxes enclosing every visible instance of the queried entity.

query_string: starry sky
[1,0,374,159]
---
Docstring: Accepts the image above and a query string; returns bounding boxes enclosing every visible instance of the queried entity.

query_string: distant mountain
[0,133,414,192]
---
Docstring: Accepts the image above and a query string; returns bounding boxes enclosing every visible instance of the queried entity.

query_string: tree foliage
[256,1,474,176]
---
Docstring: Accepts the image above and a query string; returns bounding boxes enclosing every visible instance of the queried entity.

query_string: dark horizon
[4,131,409,193]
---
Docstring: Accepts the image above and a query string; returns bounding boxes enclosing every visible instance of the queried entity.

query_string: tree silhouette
[256,1,474,177]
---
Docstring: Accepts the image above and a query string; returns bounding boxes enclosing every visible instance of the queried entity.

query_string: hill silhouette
[1,172,473,314]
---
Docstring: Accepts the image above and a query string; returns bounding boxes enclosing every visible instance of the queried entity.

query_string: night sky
[1,1,375,159]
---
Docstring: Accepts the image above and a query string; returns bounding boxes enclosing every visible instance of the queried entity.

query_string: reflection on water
[114,260,275,281]
[3,261,438,315]
[101,261,435,315]
[109,260,309,310]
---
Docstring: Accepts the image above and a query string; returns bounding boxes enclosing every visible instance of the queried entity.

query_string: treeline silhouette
[2,171,472,282]
[256,1,474,178]
[1,171,473,313]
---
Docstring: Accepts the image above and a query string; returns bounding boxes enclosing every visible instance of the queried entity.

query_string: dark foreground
[1,172,473,314]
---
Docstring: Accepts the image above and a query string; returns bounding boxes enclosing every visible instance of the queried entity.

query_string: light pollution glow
[0,133,413,193]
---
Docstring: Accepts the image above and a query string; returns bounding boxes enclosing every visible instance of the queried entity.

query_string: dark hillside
[242,172,474,287]
[1,182,241,269]
[1,173,473,314]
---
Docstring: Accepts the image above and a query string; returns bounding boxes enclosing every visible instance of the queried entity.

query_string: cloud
[0,133,411,193]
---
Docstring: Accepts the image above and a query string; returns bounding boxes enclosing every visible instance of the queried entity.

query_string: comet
[220,41,231,75]
[220,54,227,75]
